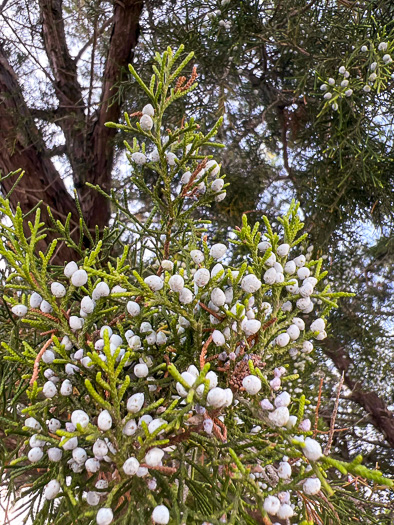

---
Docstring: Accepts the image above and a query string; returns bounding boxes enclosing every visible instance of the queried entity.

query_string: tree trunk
[39,0,143,233]
[0,1,143,263]
[0,46,80,263]
[80,0,143,231]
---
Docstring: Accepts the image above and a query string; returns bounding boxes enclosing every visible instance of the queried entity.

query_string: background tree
[0,0,142,256]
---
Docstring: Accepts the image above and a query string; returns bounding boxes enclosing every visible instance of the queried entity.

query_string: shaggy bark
[0,0,143,261]
[0,46,79,262]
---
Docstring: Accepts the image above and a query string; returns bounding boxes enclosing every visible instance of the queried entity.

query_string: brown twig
[204,412,226,442]
[262,317,277,331]
[174,76,186,93]
[61,308,70,321]
[199,301,224,321]
[180,66,198,92]
[39,329,58,336]
[324,372,345,455]
[213,417,228,441]
[206,353,220,363]
[109,313,125,326]
[181,158,208,197]
[140,464,177,475]
[200,335,213,369]
[30,308,60,324]
[30,336,54,386]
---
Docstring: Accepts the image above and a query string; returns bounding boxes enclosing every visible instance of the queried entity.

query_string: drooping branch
[0,45,80,263]
[323,338,394,448]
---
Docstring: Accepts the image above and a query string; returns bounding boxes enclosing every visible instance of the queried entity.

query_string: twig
[140,464,177,475]
[324,372,345,455]
[181,158,208,197]
[30,308,60,324]
[30,336,54,386]
[199,301,224,321]
[200,334,213,369]
[39,329,58,336]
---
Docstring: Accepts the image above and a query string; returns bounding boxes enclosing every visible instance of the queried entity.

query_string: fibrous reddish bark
[323,338,394,448]
[0,0,143,262]
[39,0,143,232]
[0,45,80,262]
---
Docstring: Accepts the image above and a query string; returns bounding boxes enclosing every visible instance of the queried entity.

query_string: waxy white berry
[303,477,321,495]
[12,304,28,317]
[134,363,149,378]
[310,318,325,332]
[207,387,227,408]
[96,507,113,525]
[71,269,88,287]
[85,458,101,473]
[47,447,62,462]
[144,447,164,467]
[28,447,44,463]
[263,267,277,284]
[276,333,290,347]
[40,300,52,313]
[140,114,153,131]
[210,243,227,259]
[303,437,323,461]
[194,268,210,287]
[243,319,261,336]
[190,249,204,264]
[132,152,147,165]
[212,329,226,346]
[48,418,61,432]
[93,282,110,300]
[242,375,261,395]
[144,275,163,291]
[81,296,95,314]
[64,261,78,278]
[69,315,84,330]
[277,503,294,519]
[60,379,73,396]
[274,391,291,408]
[30,292,42,308]
[98,410,112,431]
[241,274,261,293]
[169,274,184,292]
[123,419,138,436]
[152,505,170,524]
[123,457,140,476]
[268,407,290,427]
[263,495,280,515]
[276,243,290,257]
[43,381,57,398]
[72,447,87,464]
[142,103,154,116]
[278,461,292,479]
[44,480,61,500]
[93,439,108,459]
